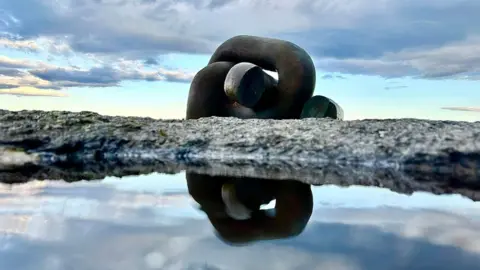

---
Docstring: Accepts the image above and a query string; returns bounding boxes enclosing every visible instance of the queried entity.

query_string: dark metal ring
[186,35,316,119]
[186,35,343,120]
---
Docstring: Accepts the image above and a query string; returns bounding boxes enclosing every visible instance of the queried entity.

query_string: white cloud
[317,36,480,79]
[0,38,40,52]
[0,55,38,69]
[0,55,196,94]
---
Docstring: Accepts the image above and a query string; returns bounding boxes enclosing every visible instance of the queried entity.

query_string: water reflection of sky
[0,172,479,269]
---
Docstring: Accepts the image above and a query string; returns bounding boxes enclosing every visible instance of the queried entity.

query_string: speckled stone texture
[0,109,479,198]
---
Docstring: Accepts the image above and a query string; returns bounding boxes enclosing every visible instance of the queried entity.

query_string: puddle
[0,172,479,269]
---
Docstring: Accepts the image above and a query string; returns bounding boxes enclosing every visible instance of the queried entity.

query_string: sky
[0,0,479,121]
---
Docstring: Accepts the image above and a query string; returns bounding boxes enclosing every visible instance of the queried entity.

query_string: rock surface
[0,109,479,199]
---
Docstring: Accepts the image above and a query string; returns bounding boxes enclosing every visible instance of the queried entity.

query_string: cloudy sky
[0,0,479,121]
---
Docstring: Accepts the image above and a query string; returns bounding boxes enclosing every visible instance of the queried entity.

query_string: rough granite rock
[0,109,479,199]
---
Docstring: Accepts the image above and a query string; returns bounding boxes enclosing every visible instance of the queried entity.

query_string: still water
[0,172,479,270]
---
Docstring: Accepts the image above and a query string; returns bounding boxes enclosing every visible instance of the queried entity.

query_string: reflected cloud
[0,173,479,269]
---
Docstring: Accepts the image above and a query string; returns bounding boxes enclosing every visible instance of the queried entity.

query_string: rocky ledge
[0,109,479,198]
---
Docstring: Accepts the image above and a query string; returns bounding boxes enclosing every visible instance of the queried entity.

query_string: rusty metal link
[186,35,343,120]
